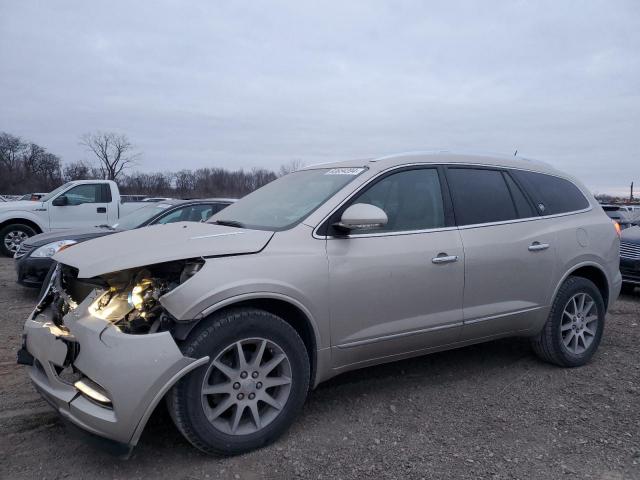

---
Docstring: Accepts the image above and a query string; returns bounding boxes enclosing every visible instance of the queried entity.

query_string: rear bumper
[21,291,207,449]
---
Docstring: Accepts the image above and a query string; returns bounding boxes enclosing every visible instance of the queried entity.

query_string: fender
[196,291,323,351]
[0,211,48,232]
[550,260,610,307]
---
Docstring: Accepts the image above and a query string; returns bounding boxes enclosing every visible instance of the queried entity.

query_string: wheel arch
[0,217,45,235]
[176,293,321,388]
[554,262,611,310]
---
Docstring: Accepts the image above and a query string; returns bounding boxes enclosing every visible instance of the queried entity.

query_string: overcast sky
[1,1,638,195]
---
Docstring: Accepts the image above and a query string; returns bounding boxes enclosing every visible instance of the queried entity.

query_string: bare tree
[0,132,63,193]
[0,132,25,174]
[278,159,304,177]
[63,160,94,181]
[80,131,140,181]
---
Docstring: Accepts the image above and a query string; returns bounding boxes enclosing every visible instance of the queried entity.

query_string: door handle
[97,207,107,213]
[528,242,550,252]
[432,254,458,264]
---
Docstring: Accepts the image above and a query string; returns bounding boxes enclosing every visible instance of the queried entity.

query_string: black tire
[621,283,636,295]
[531,276,605,367]
[167,307,310,456]
[0,223,36,257]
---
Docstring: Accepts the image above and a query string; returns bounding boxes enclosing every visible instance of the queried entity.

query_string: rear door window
[446,168,518,226]
[504,172,536,218]
[512,170,589,215]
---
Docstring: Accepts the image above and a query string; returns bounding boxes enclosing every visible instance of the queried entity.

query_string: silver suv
[20,152,621,456]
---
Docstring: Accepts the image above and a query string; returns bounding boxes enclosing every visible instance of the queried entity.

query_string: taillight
[613,221,622,237]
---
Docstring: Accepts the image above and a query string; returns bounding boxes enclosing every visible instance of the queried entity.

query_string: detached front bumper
[21,290,207,451]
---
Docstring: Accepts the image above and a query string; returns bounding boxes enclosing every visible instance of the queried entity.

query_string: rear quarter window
[512,170,589,215]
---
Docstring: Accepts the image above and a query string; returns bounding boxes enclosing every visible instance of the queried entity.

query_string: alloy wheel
[561,292,599,355]
[4,230,29,255]
[201,338,292,435]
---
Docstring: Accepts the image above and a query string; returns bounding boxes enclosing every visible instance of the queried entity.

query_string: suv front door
[325,167,465,369]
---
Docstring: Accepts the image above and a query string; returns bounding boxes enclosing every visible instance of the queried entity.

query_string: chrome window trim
[312,162,593,240]
[456,206,592,231]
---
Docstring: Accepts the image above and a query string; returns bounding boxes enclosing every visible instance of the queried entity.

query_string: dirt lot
[0,257,638,479]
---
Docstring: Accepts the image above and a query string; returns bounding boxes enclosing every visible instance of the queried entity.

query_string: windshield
[112,203,173,229]
[40,183,73,202]
[209,167,365,230]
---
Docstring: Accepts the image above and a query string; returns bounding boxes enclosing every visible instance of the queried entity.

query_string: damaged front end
[85,258,204,334]
[19,260,209,454]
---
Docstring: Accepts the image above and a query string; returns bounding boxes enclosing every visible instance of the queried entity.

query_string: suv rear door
[445,166,557,339]
[325,166,465,368]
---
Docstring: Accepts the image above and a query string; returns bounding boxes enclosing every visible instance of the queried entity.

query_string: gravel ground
[0,256,638,479]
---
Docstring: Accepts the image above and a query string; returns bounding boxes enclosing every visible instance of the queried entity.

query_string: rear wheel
[0,223,36,257]
[531,276,605,367]
[167,308,310,455]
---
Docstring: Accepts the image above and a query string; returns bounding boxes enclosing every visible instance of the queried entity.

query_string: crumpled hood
[25,227,119,247]
[54,222,274,279]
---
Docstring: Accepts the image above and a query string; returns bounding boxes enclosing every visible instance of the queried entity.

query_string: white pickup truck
[0,180,147,256]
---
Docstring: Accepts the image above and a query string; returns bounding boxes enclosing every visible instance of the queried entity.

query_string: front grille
[620,241,640,260]
[14,242,33,259]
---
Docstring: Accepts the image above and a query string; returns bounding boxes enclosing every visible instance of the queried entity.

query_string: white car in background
[0,180,147,256]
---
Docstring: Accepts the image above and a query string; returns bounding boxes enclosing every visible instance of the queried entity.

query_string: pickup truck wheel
[531,276,605,367]
[0,223,36,257]
[167,308,310,456]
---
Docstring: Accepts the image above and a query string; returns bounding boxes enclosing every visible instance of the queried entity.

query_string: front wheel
[0,223,36,257]
[167,308,310,455]
[531,276,605,367]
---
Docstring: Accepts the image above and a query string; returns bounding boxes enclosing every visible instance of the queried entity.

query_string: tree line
[0,131,298,198]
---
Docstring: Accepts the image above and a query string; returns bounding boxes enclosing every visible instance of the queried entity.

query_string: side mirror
[334,203,388,232]
[52,195,68,206]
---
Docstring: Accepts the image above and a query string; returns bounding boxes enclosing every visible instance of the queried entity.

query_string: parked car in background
[19,193,47,201]
[121,194,148,203]
[619,225,640,294]
[601,204,634,229]
[19,152,620,456]
[14,198,235,287]
[0,180,149,256]
[141,197,173,202]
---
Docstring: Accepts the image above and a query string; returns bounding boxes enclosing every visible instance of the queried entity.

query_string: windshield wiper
[96,224,115,230]
[214,220,245,228]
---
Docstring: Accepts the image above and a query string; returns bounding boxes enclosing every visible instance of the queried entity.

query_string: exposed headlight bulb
[127,279,153,310]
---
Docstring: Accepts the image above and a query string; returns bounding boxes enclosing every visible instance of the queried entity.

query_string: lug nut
[233,382,241,390]
[252,371,259,378]
[237,393,244,400]
[248,393,255,400]
[256,382,263,389]
[240,371,248,379]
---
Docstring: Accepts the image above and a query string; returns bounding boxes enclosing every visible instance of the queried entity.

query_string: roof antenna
[513,149,518,156]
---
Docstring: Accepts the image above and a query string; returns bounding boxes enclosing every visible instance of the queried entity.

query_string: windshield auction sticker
[325,168,365,175]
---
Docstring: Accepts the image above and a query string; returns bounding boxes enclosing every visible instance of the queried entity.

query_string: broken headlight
[89,259,204,334]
